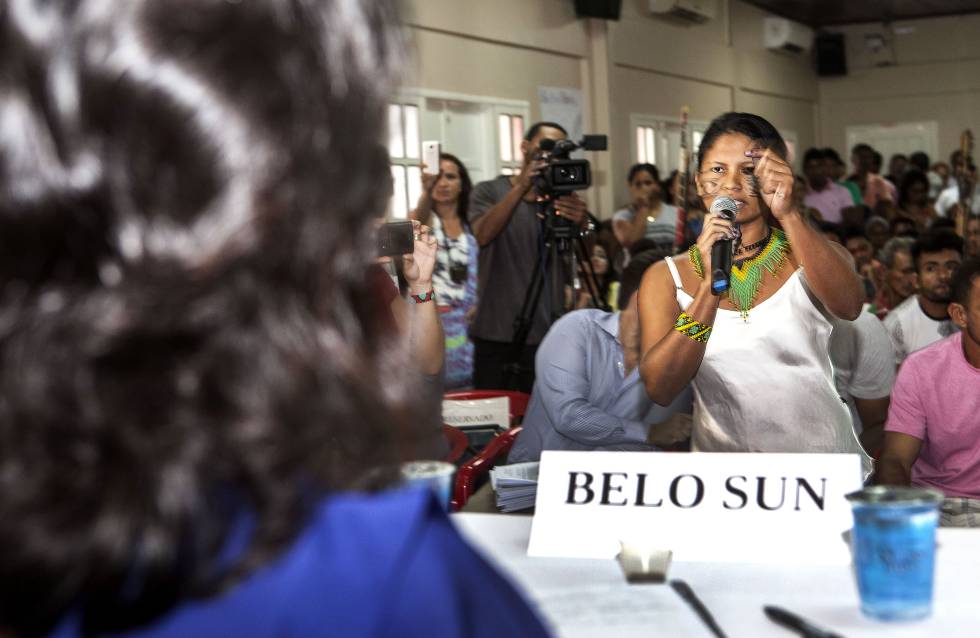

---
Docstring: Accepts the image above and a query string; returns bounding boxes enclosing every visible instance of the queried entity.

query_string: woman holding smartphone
[637,112,870,472]
[411,153,479,388]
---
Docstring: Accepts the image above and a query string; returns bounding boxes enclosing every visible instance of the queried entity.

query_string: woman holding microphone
[637,112,870,470]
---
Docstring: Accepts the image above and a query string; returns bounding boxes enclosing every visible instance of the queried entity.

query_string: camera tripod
[503,198,608,390]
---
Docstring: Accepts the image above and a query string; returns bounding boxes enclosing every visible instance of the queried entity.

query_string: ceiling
[742,0,980,27]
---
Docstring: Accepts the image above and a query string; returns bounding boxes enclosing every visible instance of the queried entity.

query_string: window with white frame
[386,92,530,216]
[636,125,656,165]
[387,102,423,219]
[630,115,708,176]
[497,113,525,176]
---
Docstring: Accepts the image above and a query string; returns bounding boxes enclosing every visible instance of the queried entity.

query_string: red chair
[443,390,530,426]
[442,424,469,465]
[451,426,523,511]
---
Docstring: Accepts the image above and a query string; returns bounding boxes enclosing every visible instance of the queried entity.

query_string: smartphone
[377,221,415,257]
[422,141,441,175]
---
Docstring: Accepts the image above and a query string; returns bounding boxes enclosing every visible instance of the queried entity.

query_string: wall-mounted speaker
[574,0,622,20]
[815,33,847,77]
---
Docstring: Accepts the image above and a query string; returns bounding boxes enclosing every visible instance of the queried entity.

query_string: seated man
[829,312,896,456]
[883,229,962,365]
[877,259,980,526]
[508,250,692,463]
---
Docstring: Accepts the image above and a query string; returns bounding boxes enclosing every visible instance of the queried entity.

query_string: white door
[422,98,492,185]
[845,121,939,166]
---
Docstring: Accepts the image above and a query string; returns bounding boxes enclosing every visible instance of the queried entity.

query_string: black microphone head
[709,196,738,221]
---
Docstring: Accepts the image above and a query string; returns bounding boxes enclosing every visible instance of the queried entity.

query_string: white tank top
[664,257,871,474]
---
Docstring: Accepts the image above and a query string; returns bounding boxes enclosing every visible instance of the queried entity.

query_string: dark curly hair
[0,1,420,636]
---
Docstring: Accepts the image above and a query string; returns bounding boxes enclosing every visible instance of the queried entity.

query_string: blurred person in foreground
[509,250,692,463]
[883,230,963,366]
[878,259,980,526]
[0,2,548,637]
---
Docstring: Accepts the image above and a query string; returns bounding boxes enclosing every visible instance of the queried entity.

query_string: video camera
[533,134,608,198]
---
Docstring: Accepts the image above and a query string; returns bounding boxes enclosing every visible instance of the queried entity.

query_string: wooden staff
[675,106,690,253]
[957,129,974,237]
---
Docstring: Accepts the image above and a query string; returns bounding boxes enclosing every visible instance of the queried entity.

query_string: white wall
[818,13,980,165]
[609,0,818,210]
[401,0,821,218]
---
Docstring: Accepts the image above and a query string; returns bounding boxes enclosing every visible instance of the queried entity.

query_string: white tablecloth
[452,513,980,637]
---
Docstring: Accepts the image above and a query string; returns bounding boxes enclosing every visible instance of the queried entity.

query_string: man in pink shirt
[879,258,980,526]
[802,148,854,224]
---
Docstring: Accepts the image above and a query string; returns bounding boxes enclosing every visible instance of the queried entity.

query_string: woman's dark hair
[0,1,415,636]
[898,169,929,209]
[439,152,473,225]
[697,112,788,171]
[627,163,659,184]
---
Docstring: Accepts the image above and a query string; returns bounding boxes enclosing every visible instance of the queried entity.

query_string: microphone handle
[710,238,733,295]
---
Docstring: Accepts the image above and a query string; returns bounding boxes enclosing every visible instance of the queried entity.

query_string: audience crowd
[1,1,980,635]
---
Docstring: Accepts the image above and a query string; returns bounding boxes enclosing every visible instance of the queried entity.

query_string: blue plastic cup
[846,486,944,621]
[401,460,455,511]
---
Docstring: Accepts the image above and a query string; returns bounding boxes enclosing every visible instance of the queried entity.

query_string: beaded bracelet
[674,311,712,344]
[409,290,435,304]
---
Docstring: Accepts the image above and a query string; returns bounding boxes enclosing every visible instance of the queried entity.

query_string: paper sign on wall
[528,451,863,565]
[538,86,583,148]
[442,397,510,429]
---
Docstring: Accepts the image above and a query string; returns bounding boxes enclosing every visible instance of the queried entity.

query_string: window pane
[636,128,646,163]
[404,105,420,159]
[390,165,407,219]
[692,131,703,152]
[407,166,422,209]
[512,116,524,164]
[501,167,515,176]
[645,128,656,166]
[388,105,404,158]
[498,115,512,162]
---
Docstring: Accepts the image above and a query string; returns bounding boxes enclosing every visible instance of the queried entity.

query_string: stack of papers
[490,462,539,512]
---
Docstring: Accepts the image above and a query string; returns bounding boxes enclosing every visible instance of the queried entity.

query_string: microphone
[709,196,738,295]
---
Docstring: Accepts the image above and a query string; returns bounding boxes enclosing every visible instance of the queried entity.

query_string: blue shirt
[509,310,692,462]
[49,488,549,638]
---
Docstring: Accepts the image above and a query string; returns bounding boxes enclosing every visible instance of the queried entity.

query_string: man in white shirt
[934,151,979,217]
[829,313,896,455]
[884,230,963,365]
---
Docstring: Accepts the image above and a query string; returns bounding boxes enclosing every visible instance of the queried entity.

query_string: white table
[453,513,980,637]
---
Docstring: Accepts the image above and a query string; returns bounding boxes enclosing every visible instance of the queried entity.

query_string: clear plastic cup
[846,486,944,621]
[401,460,455,511]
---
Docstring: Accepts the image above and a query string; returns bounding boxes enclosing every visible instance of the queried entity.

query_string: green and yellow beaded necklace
[689,228,792,320]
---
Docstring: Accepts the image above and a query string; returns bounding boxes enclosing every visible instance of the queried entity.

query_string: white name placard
[528,451,864,565]
[442,397,510,429]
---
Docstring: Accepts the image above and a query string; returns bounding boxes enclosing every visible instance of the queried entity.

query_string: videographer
[468,122,590,392]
